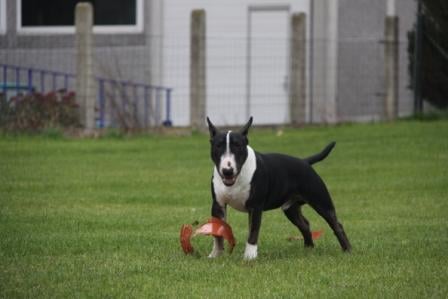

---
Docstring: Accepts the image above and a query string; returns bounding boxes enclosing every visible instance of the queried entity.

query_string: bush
[0,90,81,132]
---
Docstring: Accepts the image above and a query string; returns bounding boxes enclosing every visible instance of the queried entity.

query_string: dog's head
[207,117,253,187]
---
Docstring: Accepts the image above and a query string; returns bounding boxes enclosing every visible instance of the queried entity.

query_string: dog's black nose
[222,168,234,177]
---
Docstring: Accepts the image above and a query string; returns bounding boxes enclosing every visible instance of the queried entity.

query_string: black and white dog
[207,117,351,260]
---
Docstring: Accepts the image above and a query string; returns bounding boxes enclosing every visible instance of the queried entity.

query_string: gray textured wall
[0,0,151,84]
[0,0,417,126]
[337,0,416,122]
[337,0,387,122]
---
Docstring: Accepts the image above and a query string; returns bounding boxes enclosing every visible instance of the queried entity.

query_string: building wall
[0,0,416,127]
[337,0,386,122]
[0,0,152,88]
[159,0,310,126]
[336,0,416,122]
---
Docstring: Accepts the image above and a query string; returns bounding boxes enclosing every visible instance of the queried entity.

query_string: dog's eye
[233,142,243,149]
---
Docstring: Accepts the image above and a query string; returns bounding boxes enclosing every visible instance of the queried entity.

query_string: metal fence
[0,63,172,128]
[0,6,415,129]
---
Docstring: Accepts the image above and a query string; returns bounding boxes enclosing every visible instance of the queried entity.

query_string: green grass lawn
[1,120,447,298]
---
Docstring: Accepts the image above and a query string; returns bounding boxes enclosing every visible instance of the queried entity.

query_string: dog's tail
[304,142,336,165]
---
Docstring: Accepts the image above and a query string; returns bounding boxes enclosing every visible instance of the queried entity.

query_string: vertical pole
[326,0,339,124]
[155,88,161,126]
[190,9,206,131]
[98,79,105,128]
[289,13,307,126]
[246,10,252,121]
[384,16,399,120]
[133,84,139,127]
[52,72,57,91]
[413,0,423,115]
[15,67,20,89]
[27,69,33,92]
[40,71,45,93]
[75,2,96,132]
[309,1,314,124]
[64,74,69,91]
[121,82,127,112]
[3,65,7,94]
[311,0,339,124]
[144,87,149,128]
[164,88,172,126]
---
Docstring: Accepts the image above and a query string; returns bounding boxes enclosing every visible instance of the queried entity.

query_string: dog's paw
[243,243,258,260]
[208,238,224,258]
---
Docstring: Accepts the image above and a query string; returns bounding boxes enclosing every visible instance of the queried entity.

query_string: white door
[247,6,290,125]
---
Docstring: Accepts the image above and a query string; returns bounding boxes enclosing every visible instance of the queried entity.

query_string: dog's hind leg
[283,202,314,248]
[308,202,351,252]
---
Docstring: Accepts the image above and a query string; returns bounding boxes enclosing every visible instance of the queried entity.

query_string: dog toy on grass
[180,217,236,255]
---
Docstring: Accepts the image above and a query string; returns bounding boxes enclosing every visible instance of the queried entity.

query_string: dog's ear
[240,116,253,137]
[206,117,217,138]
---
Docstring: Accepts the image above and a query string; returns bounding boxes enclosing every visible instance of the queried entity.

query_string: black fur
[207,117,351,256]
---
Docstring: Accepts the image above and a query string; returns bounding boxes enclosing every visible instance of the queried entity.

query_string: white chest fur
[212,146,257,212]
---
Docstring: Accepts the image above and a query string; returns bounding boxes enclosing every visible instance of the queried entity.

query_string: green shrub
[0,90,81,132]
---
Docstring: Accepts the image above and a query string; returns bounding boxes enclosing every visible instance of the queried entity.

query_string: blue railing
[0,63,173,127]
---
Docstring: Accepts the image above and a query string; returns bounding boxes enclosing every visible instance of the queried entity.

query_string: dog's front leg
[244,208,262,260]
[209,199,226,258]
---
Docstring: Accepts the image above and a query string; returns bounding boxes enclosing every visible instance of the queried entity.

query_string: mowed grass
[0,120,447,298]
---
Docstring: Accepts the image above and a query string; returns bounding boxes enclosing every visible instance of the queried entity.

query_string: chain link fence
[0,2,415,129]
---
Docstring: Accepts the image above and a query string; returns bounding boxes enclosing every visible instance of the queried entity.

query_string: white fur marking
[281,199,296,211]
[244,242,258,260]
[226,130,231,155]
[213,146,257,212]
[219,131,236,174]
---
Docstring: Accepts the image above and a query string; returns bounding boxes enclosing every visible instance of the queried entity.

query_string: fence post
[190,10,206,131]
[413,0,423,115]
[75,2,96,131]
[290,13,307,126]
[384,16,399,120]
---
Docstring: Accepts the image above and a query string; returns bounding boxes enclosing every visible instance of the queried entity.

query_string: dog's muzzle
[221,167,237,186]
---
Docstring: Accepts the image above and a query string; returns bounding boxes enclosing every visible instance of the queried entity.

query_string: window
[0,0,6,34]
[17,0,143,34]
